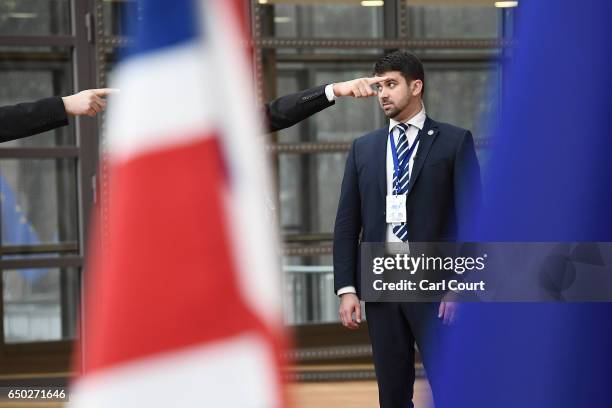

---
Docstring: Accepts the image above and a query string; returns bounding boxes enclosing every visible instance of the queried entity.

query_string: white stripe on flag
[106,40,217,163]
[203,1,283,325]
[70,333,280,407]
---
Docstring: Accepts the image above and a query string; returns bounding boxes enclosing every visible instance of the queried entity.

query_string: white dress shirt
[325,84,337,102]
[385,108,426,242]
[337,107,427,297]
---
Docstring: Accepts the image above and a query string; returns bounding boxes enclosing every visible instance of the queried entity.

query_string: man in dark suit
[0,88,113,144]
[265,76,388,132]
[333,51,481,407]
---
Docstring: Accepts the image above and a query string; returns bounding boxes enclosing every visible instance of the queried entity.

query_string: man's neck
[393,100,423,123]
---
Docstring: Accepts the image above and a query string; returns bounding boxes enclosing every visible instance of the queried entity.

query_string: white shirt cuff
[324,84,337,102]
[337,286,357,296]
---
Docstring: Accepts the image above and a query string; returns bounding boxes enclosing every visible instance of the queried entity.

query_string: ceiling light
[7,12,37,19]
[274,16,291,23]
[361,0,384,6]
[494,1,518,8]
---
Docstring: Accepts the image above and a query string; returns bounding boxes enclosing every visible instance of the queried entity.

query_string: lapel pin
[428,130,434,136]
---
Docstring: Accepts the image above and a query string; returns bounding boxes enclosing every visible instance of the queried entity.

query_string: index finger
[366,76,389,85]
[92,88,120,97]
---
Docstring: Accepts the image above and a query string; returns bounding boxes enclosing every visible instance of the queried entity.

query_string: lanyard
[389,126,420,192]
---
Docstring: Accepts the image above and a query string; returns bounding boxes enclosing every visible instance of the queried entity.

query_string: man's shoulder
[430,118,470,138]
[352,127,387,148]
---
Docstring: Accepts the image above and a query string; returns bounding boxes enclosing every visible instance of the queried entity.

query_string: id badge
[386,194,407,223]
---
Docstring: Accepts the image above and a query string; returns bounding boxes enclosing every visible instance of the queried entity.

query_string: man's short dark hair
[373,50,425,96]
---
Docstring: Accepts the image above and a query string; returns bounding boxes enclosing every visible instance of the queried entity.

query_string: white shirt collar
[388,105,427,134]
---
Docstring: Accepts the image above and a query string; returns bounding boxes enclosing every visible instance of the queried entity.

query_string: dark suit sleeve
[454,130,482,240]
[0,96,69,144]
[333,140,362,295]
[265,85,335,133]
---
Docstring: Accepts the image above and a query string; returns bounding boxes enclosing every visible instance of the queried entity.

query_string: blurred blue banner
[1,175,46,281]
[435,1,612,407]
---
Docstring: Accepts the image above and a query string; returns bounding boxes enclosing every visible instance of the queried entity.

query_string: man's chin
[383,109,399,118]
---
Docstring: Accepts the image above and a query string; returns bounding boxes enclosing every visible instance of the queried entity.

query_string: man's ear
[411,80,423,96]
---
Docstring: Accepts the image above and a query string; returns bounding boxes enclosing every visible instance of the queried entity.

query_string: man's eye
[389,83,396,88]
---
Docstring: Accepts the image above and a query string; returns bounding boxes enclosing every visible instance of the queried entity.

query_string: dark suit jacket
[333,117,482,296]
[265,85,335,132]
[0,96,69,143]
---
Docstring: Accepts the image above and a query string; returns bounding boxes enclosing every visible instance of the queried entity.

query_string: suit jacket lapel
[406,117,438,197]
[374,128,388,200]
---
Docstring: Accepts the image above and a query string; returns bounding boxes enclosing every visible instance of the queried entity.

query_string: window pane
[283,256,338,325]
[270,2,383,39]
[102,0,138,37]
[312,153,347,232]
[424,64,498,165]
[406,3,501,39]
[278,154,303,233]
[0,0,70,36]
[3,267,79,343]
[0,47,75,146]
[276,47,382,56]
[278,152,347,236]
[1,159,79,254]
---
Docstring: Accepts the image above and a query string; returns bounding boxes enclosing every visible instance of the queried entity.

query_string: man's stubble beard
[382,95,411,120]
[384,106,400,118]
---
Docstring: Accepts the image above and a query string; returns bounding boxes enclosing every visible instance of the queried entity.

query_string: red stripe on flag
[225,0,251,45]
[79,135,280,375]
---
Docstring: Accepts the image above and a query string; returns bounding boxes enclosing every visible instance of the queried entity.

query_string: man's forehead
[376,71,403,81]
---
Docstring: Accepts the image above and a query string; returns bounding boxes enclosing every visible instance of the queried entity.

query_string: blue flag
[436,2,612,407]
[1,175,47,281]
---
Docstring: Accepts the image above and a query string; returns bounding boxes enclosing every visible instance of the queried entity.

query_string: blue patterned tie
[391,123,413,242]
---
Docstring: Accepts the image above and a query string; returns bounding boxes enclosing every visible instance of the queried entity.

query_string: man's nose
[378,86,388,98]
